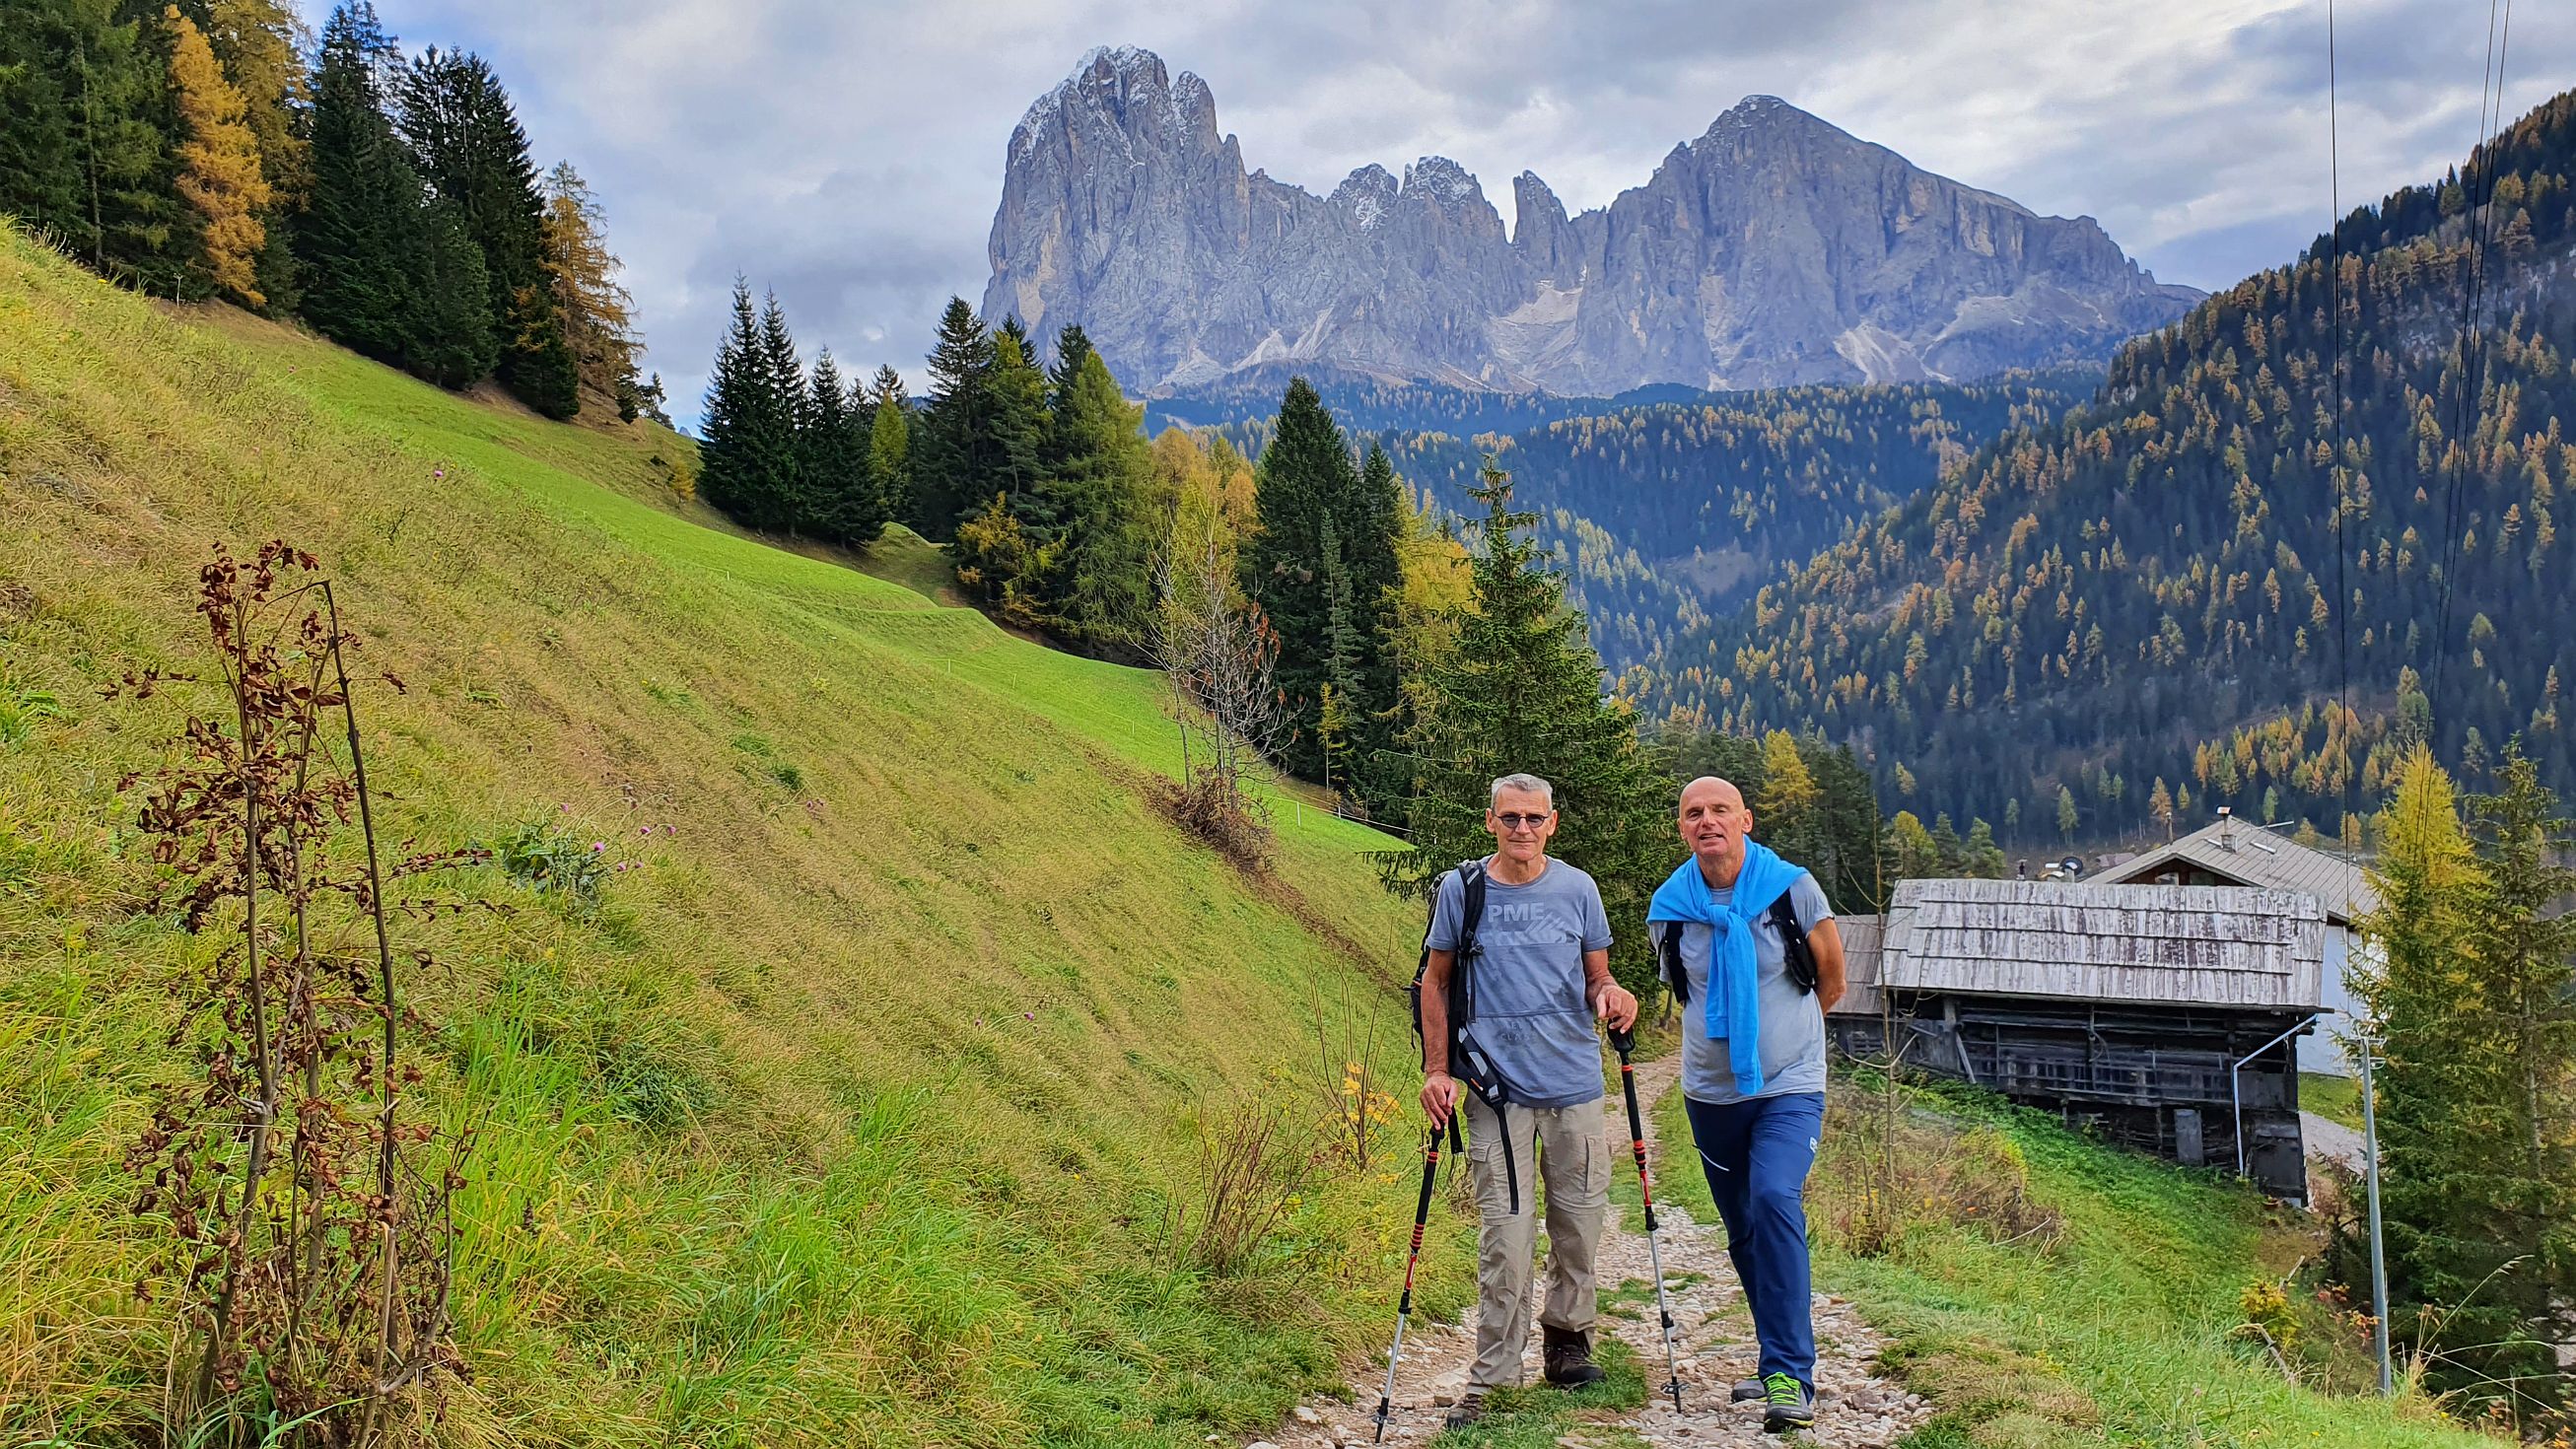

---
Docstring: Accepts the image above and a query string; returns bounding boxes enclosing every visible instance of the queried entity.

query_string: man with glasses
[1419,773,1639,1427]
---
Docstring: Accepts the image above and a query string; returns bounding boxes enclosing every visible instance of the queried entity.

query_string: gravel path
[1260,1060,1934,1447]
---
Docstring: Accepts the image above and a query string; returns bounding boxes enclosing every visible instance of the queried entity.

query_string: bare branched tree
[1151,519,1288,860]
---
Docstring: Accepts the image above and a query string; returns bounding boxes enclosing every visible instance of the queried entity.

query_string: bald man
[1646,776,1845,1433]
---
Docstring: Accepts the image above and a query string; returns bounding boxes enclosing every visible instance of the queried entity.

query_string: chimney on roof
[2216,804,2235,851]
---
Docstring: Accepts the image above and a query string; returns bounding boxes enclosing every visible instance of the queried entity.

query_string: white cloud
[358,0,2575,427]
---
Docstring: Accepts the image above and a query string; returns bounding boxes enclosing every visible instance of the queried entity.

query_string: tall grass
[1645,1066,2492,1448]
[0,226,1476,1445]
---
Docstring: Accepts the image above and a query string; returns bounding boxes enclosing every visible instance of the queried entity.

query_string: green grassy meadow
[2300,1072,2365,1132]
[0,227,1464,1446]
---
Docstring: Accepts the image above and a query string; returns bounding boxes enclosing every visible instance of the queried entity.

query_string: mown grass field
[1644,1065,2488,1449]
[0,226,1469,1446]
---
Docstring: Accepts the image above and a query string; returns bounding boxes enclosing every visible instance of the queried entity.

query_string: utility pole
[2358,1033,2393,1395]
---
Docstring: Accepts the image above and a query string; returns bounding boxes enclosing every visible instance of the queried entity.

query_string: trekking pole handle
[1609,1025,1636,1059]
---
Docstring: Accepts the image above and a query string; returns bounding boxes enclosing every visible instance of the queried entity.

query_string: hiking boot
[1762,1371,1816,1433]
[1442,1393,1488,1429]
[1731,1377,1768,1402]
[1541,1325,1607,1388]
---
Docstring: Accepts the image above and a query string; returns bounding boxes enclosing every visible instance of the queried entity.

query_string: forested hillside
[1636,90,2576,847]
[1381,375,2092,668]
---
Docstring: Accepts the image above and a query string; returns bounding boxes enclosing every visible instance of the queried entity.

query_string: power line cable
[2429,0,2514,716]
[2327,0,2354,853]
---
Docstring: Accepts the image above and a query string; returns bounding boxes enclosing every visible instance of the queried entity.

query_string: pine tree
[396,47,574,416]
[867,365,912,530]
[538,160,642,415]
[1385,458,1672,999]
[698,279,797,531]
[1043,339,1161,657]
[987,317,1052,519]
[405,198,495,386]
[165,5,269,305]
[799,349,886,545]
[297,2,420,365]
[0,0,195,294]
[2055,784,2079,842]
[951,318,1058,616]
[1240,380,1406,797]
[911,297,993,539]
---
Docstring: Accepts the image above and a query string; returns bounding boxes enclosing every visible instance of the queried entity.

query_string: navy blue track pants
[1682,1090,1826,1391]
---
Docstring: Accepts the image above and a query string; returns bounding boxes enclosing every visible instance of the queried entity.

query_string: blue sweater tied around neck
[1647,841,1804,1097]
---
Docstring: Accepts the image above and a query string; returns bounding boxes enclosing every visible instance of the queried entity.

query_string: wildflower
[1023,1011,1034,1020]
[591,841,605,852]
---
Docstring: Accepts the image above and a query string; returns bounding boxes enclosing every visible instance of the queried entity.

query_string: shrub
[489,820,611,908]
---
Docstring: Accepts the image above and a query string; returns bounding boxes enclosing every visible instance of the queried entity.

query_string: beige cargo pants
[1462,1093,1609,1393]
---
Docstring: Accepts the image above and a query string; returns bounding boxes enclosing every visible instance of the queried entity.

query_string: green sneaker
[1762,1371,1815,1433]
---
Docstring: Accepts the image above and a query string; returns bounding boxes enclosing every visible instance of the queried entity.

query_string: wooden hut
[2102,813,2378,1072]
[1827,878,2326,1201]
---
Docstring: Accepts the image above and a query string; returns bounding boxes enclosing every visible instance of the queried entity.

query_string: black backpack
[1408,859,1527,1213]
[1655,887,1819,1006]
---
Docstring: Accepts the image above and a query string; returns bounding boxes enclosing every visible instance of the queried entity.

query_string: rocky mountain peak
[983,49,2203,392]
[1009,44,1217,167]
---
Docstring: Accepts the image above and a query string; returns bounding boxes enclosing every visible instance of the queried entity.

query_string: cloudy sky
[352,0,2571,427]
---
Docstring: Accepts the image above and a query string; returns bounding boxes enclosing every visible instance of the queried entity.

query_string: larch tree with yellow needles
[165,6,270,306]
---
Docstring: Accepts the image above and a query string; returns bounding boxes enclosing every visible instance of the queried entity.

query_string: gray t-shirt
[1658,871,1835,1104]
[1427,858,1613,1109]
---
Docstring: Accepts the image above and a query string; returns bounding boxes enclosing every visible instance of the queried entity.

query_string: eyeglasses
[1494,812,1552,831]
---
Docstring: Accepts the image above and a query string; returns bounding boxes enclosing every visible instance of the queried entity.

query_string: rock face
[983,48,2204,393]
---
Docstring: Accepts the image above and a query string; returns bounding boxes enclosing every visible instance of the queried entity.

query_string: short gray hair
[1490,773,1555,808]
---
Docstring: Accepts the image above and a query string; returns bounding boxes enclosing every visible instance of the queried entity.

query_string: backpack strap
[1769,887,1820,996]
[1444,859,1521,1214]
[1655,921,1689,1008]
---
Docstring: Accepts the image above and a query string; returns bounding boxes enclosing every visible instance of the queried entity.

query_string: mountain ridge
[984,46,2202,395]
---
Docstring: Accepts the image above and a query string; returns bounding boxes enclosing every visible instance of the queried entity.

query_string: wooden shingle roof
[1829,913,1885,1017]
[2106,818,2378,925]
[1880,877,2326,1010]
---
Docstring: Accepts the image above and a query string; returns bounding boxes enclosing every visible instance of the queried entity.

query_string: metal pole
[2359,1035,2393,1395]
[2230,1012,2317,1177]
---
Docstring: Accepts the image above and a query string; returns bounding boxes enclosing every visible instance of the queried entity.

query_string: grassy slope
[1645,1070,2481,1448]
[2300,1073,2364,1132]
[0,229,1471,1445]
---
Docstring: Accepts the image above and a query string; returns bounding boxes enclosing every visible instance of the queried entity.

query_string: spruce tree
[867,364,912,530]
[799,349,886,545]
[698,279,795,531]
[405,198,495,386]
[752,290,806,531]
[1239,380,1404,796]
[0,0,195,294]
[987,317,1053,522]
[1042,342,1160,657]
[396,47,575,416]
[1383,458,1671,998]
[912,298,993,540]
[950,318,1056,613]
[297,2,423,366]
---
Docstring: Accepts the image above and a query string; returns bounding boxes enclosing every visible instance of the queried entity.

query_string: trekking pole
[1609,1027,1685,1413]
[1373,1121,1444,1443]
